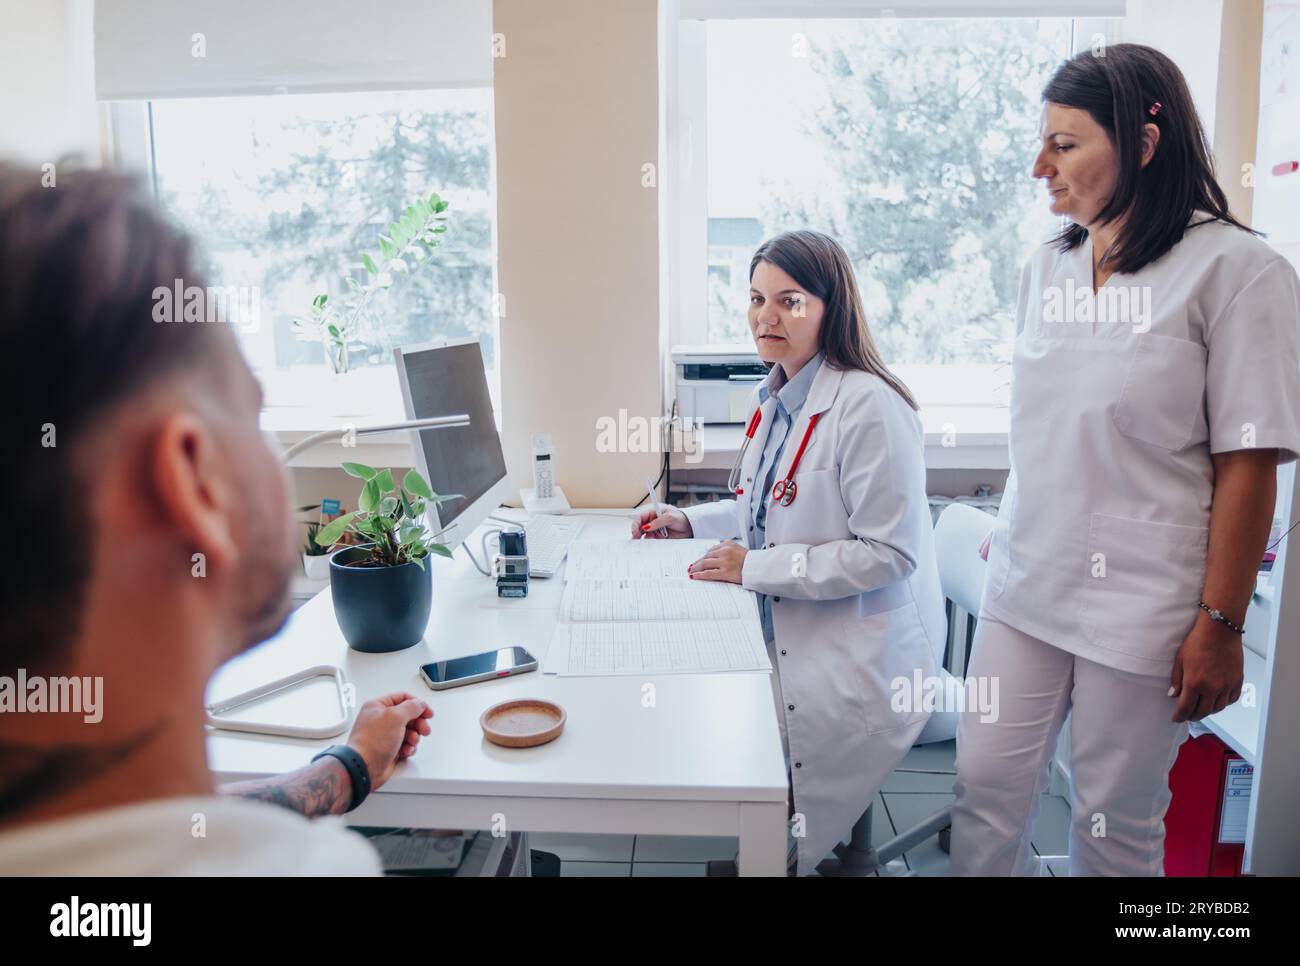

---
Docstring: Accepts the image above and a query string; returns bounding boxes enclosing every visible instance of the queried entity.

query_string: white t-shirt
[0,795,381,875]
[982,216,1300,675]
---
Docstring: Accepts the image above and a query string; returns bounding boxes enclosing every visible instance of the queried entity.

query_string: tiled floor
[531,740,1074,876]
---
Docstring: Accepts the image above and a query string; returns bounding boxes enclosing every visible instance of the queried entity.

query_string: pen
[644,477,666,538]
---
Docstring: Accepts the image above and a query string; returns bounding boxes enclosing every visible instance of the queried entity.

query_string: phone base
[521,485,571,515]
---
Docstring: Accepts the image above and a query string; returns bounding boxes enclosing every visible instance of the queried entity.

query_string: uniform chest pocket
[1113,334,1208,451]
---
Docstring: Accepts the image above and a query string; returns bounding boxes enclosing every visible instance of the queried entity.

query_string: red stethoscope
[726,406,823,507]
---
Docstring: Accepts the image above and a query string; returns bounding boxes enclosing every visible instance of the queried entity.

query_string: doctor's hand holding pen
[629,505,749,583]
[630,504,693,539]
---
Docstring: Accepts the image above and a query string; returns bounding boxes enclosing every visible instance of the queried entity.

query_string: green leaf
[429,492,463,505]
[378,236,396,259]
[374,468,395,493]
[342,461,377,480]
[315,511,357,547]
[427,542,454,559]
[358,478,380,512]
[379,496,399,517]
[361,252,378,275]
[402,469,434,499]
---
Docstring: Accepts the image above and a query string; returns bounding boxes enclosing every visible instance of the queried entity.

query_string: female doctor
[632,230,947,875]
[951,44,1300,875]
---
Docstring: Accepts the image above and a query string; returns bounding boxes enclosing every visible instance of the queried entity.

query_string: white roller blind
[680,0,1125,17]
[94,0,493,100]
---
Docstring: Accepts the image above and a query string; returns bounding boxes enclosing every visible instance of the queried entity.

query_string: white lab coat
[683,362,947,874]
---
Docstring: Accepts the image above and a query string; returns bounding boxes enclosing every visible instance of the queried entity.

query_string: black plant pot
[329,544,432,653]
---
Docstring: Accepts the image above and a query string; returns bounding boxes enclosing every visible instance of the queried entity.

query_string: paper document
[544,620,771,676]
[563,539,719,581]
[543,539,770,676]
[560,578,753,622]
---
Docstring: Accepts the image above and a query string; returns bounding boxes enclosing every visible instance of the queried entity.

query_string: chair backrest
[934,503,995,615]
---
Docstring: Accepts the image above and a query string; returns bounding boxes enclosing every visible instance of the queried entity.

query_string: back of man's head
[1,164,297,822]
[6,165,217,670]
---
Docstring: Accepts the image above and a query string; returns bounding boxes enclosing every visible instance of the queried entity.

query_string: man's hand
[220,691,434,817]
[1170,616,1244,722]
[346,692,434,788]
[687,541,747,584]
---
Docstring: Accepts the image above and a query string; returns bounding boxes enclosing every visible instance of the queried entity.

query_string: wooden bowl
[480,699,566,748]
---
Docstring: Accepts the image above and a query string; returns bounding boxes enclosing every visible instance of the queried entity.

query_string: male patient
[0,163,433,874]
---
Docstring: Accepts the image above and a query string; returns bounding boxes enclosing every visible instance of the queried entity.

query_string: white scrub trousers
[951,618,1189,876]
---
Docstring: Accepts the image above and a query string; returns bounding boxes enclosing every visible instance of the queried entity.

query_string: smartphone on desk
[419,647,538,691]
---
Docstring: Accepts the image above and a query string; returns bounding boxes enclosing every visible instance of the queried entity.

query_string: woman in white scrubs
[951,44,1300,876]
[632,230,948,875]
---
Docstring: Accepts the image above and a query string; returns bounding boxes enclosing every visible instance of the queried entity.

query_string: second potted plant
[314,462,459,653]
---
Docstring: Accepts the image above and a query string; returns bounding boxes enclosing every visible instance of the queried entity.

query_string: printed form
[543,540,772,676]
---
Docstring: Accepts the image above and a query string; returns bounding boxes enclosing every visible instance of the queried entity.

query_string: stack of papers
[543,540,771,677]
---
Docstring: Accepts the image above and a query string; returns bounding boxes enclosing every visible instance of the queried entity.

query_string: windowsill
[263,363,1012,471]
[260,366,412,469]
[669,405,1010,472]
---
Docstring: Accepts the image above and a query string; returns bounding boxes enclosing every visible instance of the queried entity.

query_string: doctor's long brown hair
[750,230,918,411]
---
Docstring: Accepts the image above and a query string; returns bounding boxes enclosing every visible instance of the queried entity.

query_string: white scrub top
[983,215,1300,676]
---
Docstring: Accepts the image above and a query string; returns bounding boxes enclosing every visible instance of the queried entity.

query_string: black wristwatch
[1198,601,1245,636]
[312,744,371,812]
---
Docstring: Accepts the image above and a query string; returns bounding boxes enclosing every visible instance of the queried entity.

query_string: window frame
[106,90,502,436]
[665,9,1122,411]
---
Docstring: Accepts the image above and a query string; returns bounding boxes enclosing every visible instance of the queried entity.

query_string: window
[677,14,1119,406]
[145,88,497,413]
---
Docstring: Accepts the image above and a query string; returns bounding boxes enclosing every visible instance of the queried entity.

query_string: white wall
[493,0,663,508]
[1122,0,1264,225]
[0,0,102,166]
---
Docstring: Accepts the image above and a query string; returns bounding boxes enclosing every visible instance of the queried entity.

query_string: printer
[672,344,767,425]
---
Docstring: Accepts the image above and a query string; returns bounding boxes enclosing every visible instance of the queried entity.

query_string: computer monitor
[394,339,513,548]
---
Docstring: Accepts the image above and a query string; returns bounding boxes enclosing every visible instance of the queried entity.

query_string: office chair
[817,503,994,876]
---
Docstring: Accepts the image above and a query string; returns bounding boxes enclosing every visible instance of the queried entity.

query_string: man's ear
[1140,122,1161,169]
[148,411,239,573]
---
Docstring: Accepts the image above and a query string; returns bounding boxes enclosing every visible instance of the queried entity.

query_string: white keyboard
[522,515,585,577]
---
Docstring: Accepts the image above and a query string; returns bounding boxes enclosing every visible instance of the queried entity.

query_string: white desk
[207,512,791,875]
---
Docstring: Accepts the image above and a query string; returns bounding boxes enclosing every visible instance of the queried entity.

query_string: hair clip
[1148,100,1163,117]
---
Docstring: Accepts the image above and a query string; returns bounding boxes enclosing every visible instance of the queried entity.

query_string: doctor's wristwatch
[1198,600,1245,635]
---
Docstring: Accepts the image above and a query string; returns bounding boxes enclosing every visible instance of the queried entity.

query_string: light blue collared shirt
[748,353,822,642]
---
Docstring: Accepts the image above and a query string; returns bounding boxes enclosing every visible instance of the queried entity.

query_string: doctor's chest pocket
[841,603,935,736]
[772,466,848,544]
[1113,334,1208,451]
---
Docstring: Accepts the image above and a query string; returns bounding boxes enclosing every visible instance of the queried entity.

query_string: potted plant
[303,522,334,580]
[293,192,451,375]
[314,462,459,653]
[296,504,336,580]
